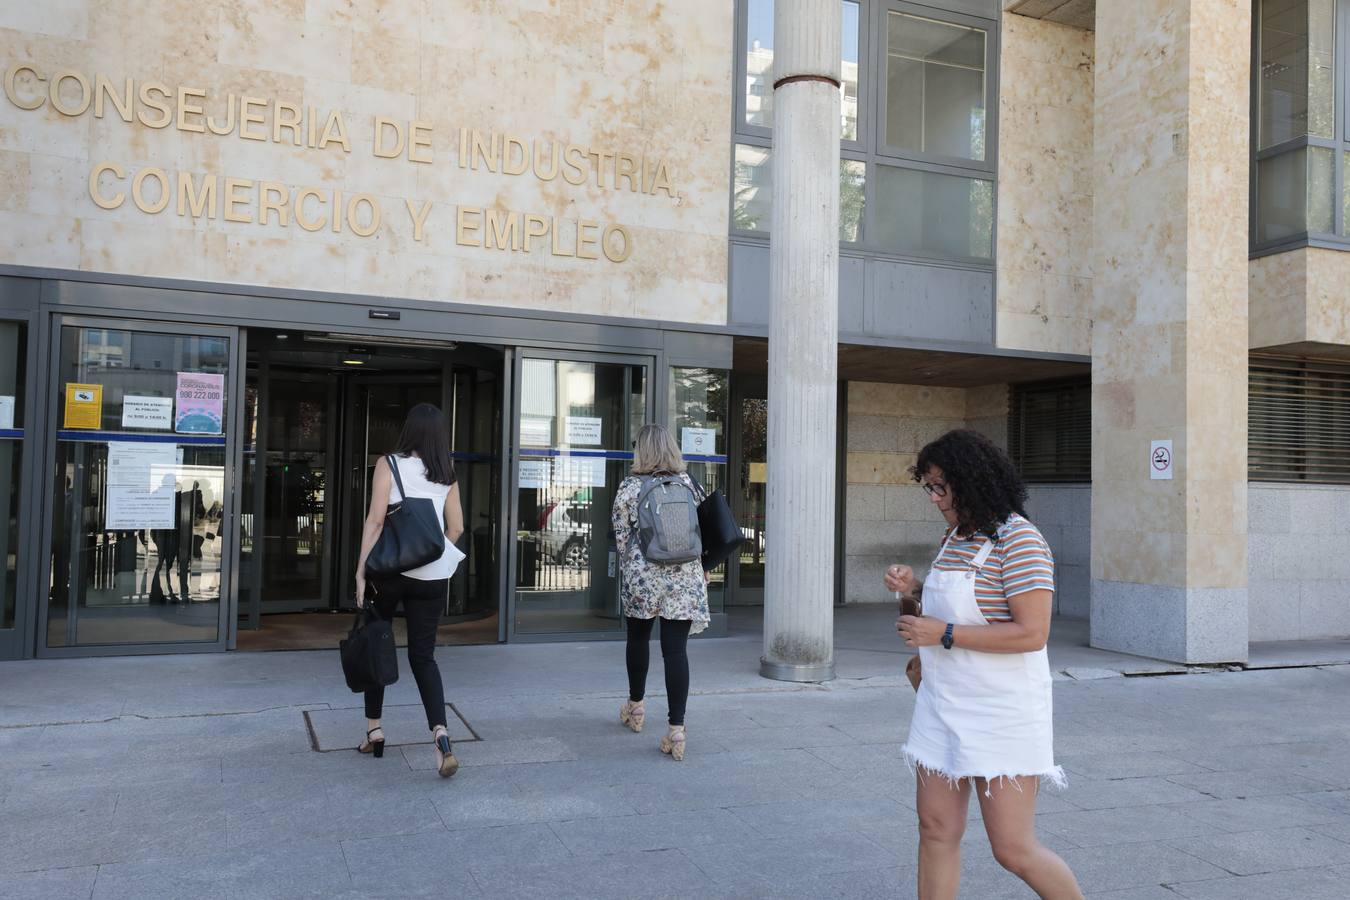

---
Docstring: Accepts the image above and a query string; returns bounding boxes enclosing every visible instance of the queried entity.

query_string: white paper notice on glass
[519,416,552,447]
[105,442,178,529]
[1150,440,1174,480]
[564,416,602,446]
[121,395,173,430]
[519,459,551,490]
[0,395,14,430]
[557,456,606,487]
[681,427,716,456]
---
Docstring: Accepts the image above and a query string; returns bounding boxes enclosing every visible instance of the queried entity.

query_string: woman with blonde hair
[610,423,709,760]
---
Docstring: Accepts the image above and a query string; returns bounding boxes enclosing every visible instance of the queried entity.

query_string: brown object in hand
[905,655,922,691]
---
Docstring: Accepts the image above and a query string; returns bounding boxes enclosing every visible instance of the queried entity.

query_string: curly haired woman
[884,429,1082,900]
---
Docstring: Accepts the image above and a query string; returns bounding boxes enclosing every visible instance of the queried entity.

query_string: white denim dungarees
[902,530,1066,791]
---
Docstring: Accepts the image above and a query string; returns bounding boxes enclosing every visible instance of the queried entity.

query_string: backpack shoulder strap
[385,454,408,504]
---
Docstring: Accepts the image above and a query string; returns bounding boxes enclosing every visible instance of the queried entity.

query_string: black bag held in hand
[364,454,444,577]
[339,605,399,693]
[691,476,743,572]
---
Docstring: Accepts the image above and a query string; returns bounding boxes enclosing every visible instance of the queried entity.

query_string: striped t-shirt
[930,514,1055,623]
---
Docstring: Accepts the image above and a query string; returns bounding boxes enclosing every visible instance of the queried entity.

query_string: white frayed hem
[902,746,1068,797]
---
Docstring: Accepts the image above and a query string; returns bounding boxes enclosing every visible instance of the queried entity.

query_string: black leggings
[625,616,692,726]
[364,575,448,731]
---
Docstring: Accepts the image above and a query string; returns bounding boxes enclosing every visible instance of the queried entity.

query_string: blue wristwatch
[941,623,955,650]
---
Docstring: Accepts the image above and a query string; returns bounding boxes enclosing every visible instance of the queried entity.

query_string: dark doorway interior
[236,330,503,650]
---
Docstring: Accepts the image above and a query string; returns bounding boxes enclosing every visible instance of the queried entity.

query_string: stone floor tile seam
[1161,826,1347,877]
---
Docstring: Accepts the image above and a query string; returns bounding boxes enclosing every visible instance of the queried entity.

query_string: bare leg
[977,776,1083,899]
[916,769,971,900]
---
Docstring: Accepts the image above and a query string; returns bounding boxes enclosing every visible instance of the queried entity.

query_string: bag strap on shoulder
[385,454,408,504]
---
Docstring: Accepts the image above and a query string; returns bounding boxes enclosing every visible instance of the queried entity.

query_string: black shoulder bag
[339,604,398,692]
[364,455,445,577]
[689,474,743,572]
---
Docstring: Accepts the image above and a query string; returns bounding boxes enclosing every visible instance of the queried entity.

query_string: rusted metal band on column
[772,73,841,90]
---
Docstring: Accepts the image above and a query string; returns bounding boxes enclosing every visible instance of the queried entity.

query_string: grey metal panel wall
[865,257,993,344]
[730,241,994,346]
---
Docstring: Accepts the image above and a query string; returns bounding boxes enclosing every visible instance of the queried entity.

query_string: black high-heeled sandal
[358,726,385,758]
[433,727,458,778]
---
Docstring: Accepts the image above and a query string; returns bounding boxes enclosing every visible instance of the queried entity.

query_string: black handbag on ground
[339,606,399,693]
[691,476,744,572]
[364,454,444,577]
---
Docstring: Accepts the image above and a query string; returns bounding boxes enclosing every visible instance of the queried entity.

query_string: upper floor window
[1252,0,1349,251]
[733,0,997,264]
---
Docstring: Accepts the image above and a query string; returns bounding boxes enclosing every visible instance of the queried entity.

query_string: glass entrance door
[728,377,767,606]
[511,353,648,636]
[42,319,237,653]
[0,317,30,659]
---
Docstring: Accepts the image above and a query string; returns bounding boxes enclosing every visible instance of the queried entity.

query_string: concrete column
[1089,0,1250,664]
[762,0,841,682]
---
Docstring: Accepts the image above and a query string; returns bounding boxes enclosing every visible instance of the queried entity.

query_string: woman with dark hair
[354,402,465,777]
[884,429,1082,900]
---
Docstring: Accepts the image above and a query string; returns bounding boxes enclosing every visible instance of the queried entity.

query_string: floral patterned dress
[611,472,710,634]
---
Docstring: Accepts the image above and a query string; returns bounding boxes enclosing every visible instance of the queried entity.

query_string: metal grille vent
[1008,378,1091,483]
[1250,355,1350,483]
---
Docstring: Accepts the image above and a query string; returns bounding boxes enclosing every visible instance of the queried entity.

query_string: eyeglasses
[921,481,948,498]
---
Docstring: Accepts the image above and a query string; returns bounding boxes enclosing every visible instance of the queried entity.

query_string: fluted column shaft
[762,0,840,682]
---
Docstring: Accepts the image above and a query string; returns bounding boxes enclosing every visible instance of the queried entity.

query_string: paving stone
[1165,769,1332,800]
[342,827,566,896]
[306,704,476,751]
[1165,827,1350,876]
[728,796,908,839]
[0,865,98,900]
[1168,795,1349,833]
[1085,888,1207,900]
[704,865,914,899]
[432,783,637,830]
[91,840,352,900]
[471,847,714,899]
[403,737,574,769]
[1056,841,1228,893]
[1061,776,1212,811]
[701,724,858,750]
[684,832,897,884]
[549,808,747,854]
[1036,805,1214,848]
[1058,752,1211,780]
[1167,866,1350,900]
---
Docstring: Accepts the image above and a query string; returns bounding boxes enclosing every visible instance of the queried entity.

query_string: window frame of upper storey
[1250,0,1350,257]
[730,0,999,267]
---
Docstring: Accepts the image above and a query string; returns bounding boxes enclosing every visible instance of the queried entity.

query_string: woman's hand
[897,615,946,648]
[884,564,915,596]
[355,571,366,608]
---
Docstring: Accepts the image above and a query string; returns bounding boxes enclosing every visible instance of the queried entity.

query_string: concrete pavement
[2,607,1349,899]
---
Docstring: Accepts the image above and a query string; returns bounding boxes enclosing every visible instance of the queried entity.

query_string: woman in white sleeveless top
[354,403,466,777]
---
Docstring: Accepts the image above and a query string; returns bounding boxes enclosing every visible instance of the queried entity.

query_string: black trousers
[364,575,448,730]
[625,616,692,726]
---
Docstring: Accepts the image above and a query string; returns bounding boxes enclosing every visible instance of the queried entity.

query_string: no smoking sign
[1150,440,1173,480]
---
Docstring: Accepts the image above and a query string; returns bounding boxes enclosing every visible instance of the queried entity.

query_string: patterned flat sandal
[660,725,686,761]
[620,699,645,733]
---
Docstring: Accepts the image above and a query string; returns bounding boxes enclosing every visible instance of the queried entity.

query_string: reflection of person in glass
[612,423,710,761]
[148,472,181,604]
[354,403,465,777]
[886,430,1082,900]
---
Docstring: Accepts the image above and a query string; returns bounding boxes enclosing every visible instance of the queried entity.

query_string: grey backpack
[635,474,703,564]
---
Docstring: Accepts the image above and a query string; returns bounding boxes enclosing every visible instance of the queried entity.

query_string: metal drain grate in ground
[304,703,478,751]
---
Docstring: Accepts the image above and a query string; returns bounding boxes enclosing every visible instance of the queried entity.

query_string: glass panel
[885,12,987,161]
[514,359,647,634]
[1259,0,1336,147]
[1256,146,1333,241]
[1343,151,1350,235]
[0,321,25,631]
[840,159,866,242]
[261,377,331,608]
[736,396,767,601]
[670,367,730,614]
[873,164,993,259]
[842,1,860,141]
[734,144,772,233]
[735,145,868,243]
[745,0,774,128]
[47,327,230,647]
[746,0,862,137]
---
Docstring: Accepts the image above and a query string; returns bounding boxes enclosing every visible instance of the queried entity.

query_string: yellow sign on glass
[749,462,767,484]
[64,383,103,429]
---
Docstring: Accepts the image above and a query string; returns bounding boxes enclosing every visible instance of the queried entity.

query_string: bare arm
[444,482,464,543]
[898,589,1053,653]
[353,458,393,605]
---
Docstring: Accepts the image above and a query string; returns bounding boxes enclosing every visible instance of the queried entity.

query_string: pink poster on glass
[175,372,225,434]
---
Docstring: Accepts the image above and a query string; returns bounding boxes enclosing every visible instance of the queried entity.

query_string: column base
[760,657,835,683]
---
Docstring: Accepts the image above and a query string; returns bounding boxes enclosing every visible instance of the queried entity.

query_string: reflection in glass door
[729,379,767,606]
[44,322,235,650]
[512,355,647,635]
